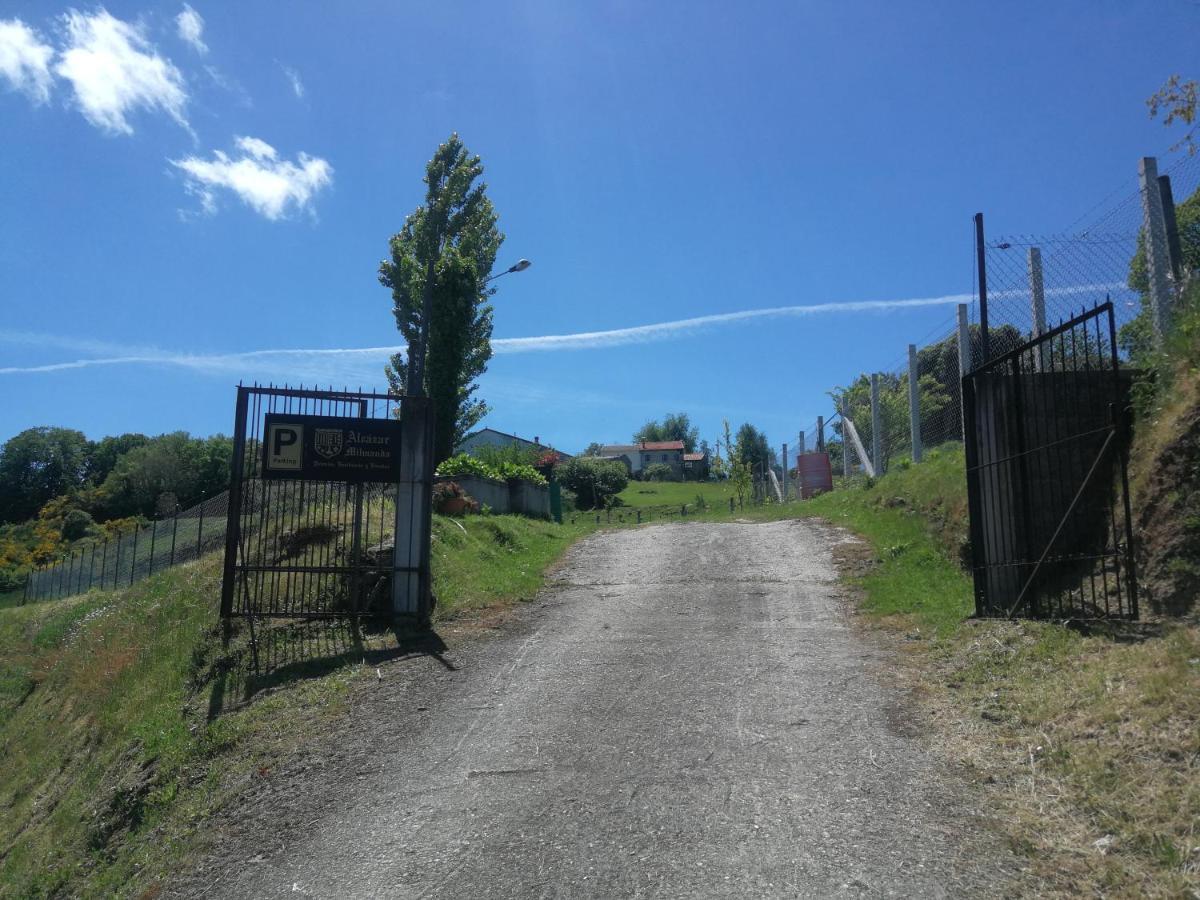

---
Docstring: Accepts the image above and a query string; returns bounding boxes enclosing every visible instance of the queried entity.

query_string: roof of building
[459,428,573,458]
[639,440,685,451]
[682,452,707,462]
[598,444,639,454]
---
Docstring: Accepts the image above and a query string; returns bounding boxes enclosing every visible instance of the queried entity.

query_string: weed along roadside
[794,446,1200,897]
[0,508,611,898]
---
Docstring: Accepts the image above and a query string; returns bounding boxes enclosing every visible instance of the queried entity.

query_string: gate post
[1027,247,1049,371]
[220,386,249,619]
[393,397,434,621]
[1139,157,1174,343]
[908,344,922,463]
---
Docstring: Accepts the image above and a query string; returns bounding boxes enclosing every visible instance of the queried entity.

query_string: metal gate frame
[963,302,1138,620]
[220,385,416,620]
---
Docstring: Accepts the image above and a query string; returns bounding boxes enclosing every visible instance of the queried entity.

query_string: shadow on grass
[205,618,452,721]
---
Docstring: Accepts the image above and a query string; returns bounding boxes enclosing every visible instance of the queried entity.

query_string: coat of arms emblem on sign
[314,429,344,459]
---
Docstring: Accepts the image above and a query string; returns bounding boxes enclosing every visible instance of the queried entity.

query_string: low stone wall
[435,474,549,519]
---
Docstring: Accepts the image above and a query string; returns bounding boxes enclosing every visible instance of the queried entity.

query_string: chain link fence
[24,490,231,604]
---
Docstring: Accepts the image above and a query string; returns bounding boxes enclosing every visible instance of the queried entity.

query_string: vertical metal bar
[962,372,987,616]
[221,386,250,618]
[196,494,205,558]
[130,526,139,586]
[975,212,990,363]
[100,539,108,591]
[1109,304,1138,618]
[169,512,179,567]
[148,518,158,577]
[908,344,923,463]
[1027,247,1048,372]
[816,416,824,453]
[351,397,367,614]
[113,534,121,592]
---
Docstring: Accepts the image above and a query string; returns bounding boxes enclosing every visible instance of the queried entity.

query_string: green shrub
[436,453,495,480]
[554,458,629,510]
[61,509,95,542]
[643,463,673,482]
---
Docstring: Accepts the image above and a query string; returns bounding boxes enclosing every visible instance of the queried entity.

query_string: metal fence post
[1027,247,1048,371]
[196,494,205,556]
[975,212,990,363]
[1139,156,1174,343]
[870,373,881,475]
[130,527,139,585]
[816,416,824,452]
[148,519,158,577]
[169,512,179,566]
[100,539,108,590]
[908,344,923,463]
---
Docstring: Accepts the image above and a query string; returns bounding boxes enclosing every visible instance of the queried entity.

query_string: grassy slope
[0,512,600,898]
[798,445,1199,896]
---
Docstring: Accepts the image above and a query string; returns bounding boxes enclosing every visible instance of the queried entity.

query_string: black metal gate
[220,385,412,619]
[963,302,1138,619]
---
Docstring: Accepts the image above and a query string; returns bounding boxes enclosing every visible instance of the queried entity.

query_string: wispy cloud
[55,8,189,135]
[171,135,333,219]
[0,18,54,104]
[0,283,1126,380]
[175,3,207,55]
[280,63,303,98]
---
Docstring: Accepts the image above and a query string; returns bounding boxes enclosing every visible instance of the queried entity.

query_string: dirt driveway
[174,519,1012,898]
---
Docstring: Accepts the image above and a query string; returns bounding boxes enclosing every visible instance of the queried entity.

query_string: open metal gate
[220,385,421,619]
[963,302,1138,619]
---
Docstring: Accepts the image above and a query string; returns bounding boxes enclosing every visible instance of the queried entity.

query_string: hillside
[0,513,594,898]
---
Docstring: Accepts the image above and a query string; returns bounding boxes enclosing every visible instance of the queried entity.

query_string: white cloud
[55,8,189,135]
[0,18,54,104]
[175,3,207,55]
[0,282,1131,379]
[280,63,303,98]
[171,136,333,219]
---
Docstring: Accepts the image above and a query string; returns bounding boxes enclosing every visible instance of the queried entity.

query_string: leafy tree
[380,134,503,465]
[830,372,950,473]
[86,432,149,485]
[0,427,91,523]
[724,420,752,506]
[553,457,628,510]
[1148,74,1198,155]
[96,433,231,519]
[582,442,605,456]
[633,412,699,452]
[734,423,771,474]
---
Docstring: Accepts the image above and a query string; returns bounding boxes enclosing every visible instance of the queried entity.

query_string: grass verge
[0,512,604,897]
[797,444,1199,896]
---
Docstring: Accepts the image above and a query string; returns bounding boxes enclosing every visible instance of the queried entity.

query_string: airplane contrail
[0,282,1127,377]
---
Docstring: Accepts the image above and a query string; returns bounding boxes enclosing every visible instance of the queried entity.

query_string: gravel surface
[173,519,1012,899]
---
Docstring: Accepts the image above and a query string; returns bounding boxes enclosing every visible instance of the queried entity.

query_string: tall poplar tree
[380,134,503,464]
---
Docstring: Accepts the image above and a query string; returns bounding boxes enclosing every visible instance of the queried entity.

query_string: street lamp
[486,258,532,283]
[409,258,532,397]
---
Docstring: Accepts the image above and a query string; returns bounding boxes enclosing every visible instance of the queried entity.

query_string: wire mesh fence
[24,490,231,603]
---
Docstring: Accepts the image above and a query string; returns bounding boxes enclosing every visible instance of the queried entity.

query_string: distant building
[682,451,709,480]
[594,440,686,479]
[456,428,572,462]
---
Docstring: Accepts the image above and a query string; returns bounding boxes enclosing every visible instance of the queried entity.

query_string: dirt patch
[1134,399,1200,618]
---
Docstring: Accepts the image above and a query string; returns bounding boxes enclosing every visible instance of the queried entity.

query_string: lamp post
[408,258,532,397]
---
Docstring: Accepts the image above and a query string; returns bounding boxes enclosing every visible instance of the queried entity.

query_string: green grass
[616,479,738,511]
[0,511,611,897]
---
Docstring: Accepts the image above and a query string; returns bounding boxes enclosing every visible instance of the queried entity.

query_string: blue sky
[1,1,1196,455]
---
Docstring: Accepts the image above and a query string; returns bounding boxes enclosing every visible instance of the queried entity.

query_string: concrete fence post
[1027,246,1048,371]
[781,443,788,500]
[908,344,922,463]
[870,373,881,475]
[1139,156,1174,343]
[957,303,971,441]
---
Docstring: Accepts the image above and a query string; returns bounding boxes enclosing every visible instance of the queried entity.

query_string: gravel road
[178,519,1011,899]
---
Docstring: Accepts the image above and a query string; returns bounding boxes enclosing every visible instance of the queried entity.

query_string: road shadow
[205,618,452,721]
